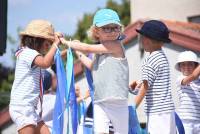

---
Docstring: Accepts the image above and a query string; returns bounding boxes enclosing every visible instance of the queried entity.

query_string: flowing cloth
[66,48,78,134]
[52,50,67,134]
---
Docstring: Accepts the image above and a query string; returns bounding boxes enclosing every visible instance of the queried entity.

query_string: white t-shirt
[176,75,200,121]
[42,91,56,132]
[10,47,41,107]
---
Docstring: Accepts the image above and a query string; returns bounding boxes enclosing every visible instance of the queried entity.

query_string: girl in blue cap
[60,8,129,134]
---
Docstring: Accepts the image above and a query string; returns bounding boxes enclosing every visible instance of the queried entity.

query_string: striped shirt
[176,75,200,121]
[142,50,174,115]
[10,47,41,107]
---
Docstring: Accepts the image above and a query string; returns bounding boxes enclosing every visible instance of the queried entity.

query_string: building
[130,0,200,22]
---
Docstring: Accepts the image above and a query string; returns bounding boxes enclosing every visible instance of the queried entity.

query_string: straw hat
[20,19,55,41]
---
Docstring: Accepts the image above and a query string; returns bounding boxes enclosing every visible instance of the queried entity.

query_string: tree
[72,0,130,43]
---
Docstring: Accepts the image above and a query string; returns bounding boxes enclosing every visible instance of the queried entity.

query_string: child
[175,51,200,134]
[60,8,129,134]
[9,19,61,134]
[133,20,176,134]
[41,68,57,133]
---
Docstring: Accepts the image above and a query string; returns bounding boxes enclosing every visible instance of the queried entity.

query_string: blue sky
[0,0,121,68]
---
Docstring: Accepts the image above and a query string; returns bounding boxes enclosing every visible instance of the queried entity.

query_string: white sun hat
[175,51,199,71]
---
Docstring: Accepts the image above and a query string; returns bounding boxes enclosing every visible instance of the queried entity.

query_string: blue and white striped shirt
[142,50,174,115]
[176,75,200,121]
[10,47,41,107]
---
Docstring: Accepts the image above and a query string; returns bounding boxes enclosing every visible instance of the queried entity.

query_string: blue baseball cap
[93,9,121,27]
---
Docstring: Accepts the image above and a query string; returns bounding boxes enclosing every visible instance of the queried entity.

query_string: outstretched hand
[59,37,71,47]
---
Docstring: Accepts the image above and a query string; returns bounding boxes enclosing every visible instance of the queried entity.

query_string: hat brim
[136,29,171,43]
[175,61,199,71]
[20,31,55,42]
[95,20,121,27]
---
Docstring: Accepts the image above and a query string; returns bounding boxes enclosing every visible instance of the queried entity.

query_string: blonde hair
[87,26,99,42]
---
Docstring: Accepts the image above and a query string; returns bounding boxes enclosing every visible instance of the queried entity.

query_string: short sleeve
[20,48,40,68]
[142,64,156,87]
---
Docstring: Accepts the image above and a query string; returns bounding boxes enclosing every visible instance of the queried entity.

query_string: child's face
[179,61,197,76]
[97,24,121,42]
[40,40,52,54]
[75,86,81,97]
[139,35,151,52]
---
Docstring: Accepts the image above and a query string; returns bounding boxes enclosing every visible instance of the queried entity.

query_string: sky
[0,0,121,68]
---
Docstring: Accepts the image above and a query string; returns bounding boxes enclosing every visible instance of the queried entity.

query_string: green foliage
[0,65,13,110]
[0,92,10,110]
[0,67,14,92]
[74,14,93,43]
[72,0,130,43]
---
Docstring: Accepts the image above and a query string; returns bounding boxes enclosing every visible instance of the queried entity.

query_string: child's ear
[94,28,100,37]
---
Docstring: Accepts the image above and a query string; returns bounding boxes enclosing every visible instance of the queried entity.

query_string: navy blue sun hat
[136,20,171,43]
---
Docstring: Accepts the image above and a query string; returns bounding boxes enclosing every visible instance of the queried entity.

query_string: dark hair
[21,35,45,51]
[43,70,52,92]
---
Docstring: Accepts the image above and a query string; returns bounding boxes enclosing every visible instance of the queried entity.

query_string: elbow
[41,61,52,69]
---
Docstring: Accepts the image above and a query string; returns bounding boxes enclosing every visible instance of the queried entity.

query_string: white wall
[130,0,200,22]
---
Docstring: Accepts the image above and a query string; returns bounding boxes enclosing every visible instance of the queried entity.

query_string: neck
[149,44,162,53]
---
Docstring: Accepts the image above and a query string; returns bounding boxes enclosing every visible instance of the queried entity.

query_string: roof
[0,19,200,129]
[123,19,200,51]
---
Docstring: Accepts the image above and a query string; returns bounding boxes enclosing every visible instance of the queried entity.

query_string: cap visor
[95,20,121,27]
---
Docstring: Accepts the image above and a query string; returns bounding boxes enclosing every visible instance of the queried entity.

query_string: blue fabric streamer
[52,50,67,134]
[175,112,185,134]
[85,66,94,101]
[128,105,147,134]
[83,54,94,134]
[66,48,78,134]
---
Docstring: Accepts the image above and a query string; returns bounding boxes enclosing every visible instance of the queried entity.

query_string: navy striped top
[176,75,200,121]
[142,50,174,115]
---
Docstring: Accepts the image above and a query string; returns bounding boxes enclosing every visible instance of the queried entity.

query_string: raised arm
[181,64,200,85]
[75,51,93,70]
[59,37,119,54]
[33,34,60,68]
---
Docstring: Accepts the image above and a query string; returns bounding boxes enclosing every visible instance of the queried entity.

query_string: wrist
[81,96,84,100]
[79,53,82,58]
[53,43,58,49]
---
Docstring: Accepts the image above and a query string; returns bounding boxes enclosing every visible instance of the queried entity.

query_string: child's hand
[55,32,63,38]
[84,89,90,99]
[59,36,69,47]
[53,35,60,47]
[129,81,137,90]
[129,81,142,95]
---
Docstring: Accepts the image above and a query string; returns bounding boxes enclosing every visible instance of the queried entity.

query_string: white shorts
[147,112,176,134]
[9,105,42,131]
[182,119,200,134]
[93,99,128,134]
